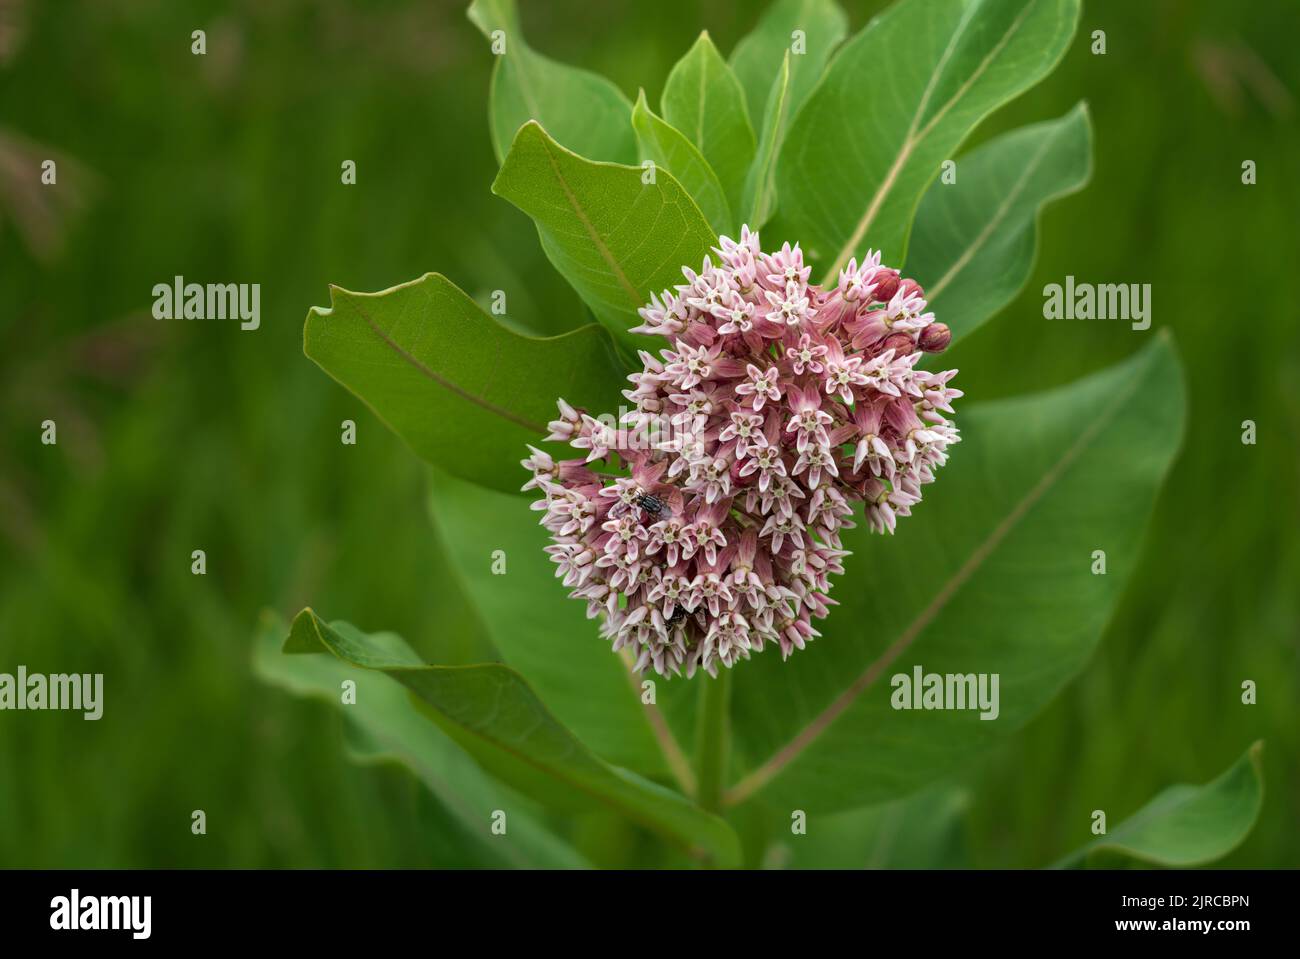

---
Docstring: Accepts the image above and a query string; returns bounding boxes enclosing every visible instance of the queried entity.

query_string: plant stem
[694,669,732,813]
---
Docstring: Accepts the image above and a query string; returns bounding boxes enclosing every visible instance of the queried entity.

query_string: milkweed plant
[255,0,1264,869]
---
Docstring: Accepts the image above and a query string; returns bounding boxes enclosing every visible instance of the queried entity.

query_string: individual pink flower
[761,242,811,288]
[523,227,960,677]
[714,290,757,335]
[718,410,766,459]
[735,363,782,410]
[820,338,869,404]
[763,280,813,327]
[786,332,828,375]
[785,385,833,454]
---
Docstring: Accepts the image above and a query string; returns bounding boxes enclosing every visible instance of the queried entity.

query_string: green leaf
[724,335,1186,812]
[468,0,635,164]
[1053,743,1265,869]
[741,51,790,229]
[907,103,1093,344]
[252,611,590,868]
[303,272,626,495]
[632,90,733,236]
[779,786,971,869]
[729,0,848,140]
[427,468,697,789]
[662,32,756,219]
[776,0,1080,280]
[492,121,718,351]
[284,608,742,866]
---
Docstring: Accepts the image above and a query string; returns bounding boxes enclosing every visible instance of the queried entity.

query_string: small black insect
[666,605,688,627]
[635,492,667,518]
[612,488,673,523]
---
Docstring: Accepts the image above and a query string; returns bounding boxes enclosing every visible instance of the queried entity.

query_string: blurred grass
[0,0,1296,866]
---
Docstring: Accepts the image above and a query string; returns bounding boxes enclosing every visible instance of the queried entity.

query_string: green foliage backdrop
[0,0,1296,867]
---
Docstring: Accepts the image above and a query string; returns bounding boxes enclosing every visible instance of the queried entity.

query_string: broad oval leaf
[303,272,627,494]
[253,611,590,868]
[729,0,848,141]
[468,0,635,164]
[632,91,733,236]
[724,335,1186,812]
[776,0,1081,280]
[906,103,1093,344]
[427,468,697,790]
[284,608,741,866]
[1052,742,1265,869]
[492,121,718,351]
[661,32,756,219]
[741,51,790,230]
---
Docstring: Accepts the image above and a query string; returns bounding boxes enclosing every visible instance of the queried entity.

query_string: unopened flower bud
[899,278,925,300]
[881,332,915,357]
[871,269,900,302]
[919,322,952,353]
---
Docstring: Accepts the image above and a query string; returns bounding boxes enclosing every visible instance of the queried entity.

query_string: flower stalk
[694,668,732,814]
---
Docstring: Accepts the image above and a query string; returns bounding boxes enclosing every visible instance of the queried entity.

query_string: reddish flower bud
[729,457,751,485]
[919,322,952,353]
[880,332,916,357]
[899,278,925,300]
[871,269,900,302]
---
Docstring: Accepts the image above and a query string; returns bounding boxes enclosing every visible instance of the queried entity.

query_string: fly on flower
[609,488,673,523]
[522,227,962,679]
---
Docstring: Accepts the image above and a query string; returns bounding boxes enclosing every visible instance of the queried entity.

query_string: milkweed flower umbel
[522,227,962,678]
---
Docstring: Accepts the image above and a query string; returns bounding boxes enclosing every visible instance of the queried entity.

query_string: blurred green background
[1,0,1296,867]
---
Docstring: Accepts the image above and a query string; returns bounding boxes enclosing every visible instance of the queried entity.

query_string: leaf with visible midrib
[906,103,1093,344]
[303,272,626,494]
[253,612,591,868]
[492,121,718,352]
[1052,743,1265,868]
[723,335,1186,812]
[741,51,790,229]
[284,608,742,866]
[776,0,1080,281]
[661,32,756,219]
[632,90,733,237]
[468,0,635,164]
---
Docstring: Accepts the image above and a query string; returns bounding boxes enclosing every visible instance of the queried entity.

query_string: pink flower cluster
[522,227,961,678]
